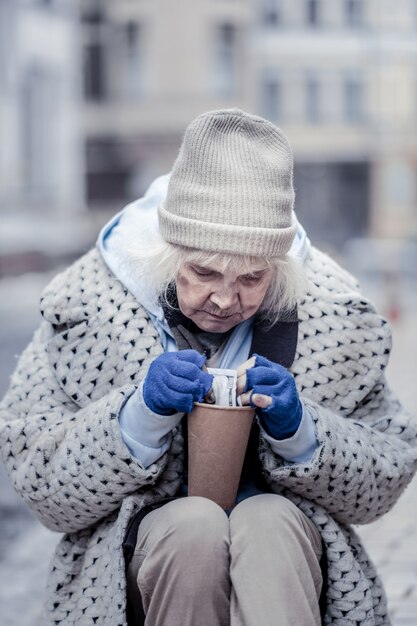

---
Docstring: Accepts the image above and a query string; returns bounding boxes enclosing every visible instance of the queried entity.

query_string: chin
[194,315,239,333]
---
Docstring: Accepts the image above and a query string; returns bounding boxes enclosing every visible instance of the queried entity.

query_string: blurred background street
[1,1,417,624]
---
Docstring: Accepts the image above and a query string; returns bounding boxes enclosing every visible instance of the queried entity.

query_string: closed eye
[240,273,264,282]
[190,265,216,277]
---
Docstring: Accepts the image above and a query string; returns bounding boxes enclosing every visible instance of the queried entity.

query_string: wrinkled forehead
[180,250,272,276]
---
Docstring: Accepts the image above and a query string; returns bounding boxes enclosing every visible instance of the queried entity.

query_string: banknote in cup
[206,368,238,407]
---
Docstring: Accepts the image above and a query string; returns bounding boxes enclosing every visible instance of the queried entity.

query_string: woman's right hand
[143,350,213,415]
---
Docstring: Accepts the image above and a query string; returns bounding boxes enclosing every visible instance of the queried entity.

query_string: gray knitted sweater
[1,246,416,626]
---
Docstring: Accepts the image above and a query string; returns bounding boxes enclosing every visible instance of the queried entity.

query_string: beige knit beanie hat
[158,108,297,257]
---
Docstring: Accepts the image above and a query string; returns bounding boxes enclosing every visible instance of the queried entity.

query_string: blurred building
[249,0,417,246]
[81,0,252,208]
[81,1,416,247]
[81,0,417,247]
[0,0,84,215]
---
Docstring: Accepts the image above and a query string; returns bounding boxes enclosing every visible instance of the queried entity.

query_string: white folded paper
[206,368,238,407]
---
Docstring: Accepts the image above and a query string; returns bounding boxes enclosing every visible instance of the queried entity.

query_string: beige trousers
[126,494,323,626]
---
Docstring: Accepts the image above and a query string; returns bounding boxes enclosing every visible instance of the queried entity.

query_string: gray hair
[129,234,307,326]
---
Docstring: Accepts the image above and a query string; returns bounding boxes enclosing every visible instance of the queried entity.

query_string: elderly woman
[1,109,416,626]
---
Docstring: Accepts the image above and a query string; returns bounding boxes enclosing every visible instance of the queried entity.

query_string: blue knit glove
[245,354,302,440]
[143,350,213,416]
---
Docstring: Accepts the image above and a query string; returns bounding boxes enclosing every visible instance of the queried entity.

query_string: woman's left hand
[236,354,303,440]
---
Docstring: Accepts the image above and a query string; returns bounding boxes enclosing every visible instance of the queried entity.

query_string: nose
[209,284,239,311]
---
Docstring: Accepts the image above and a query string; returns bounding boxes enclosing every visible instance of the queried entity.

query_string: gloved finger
[251,393,273,409]
[199,370,214,397]
[252,383,280,398]
[253,353,281,369]
[162,388,195,414]
[176,349,207,368]
[246,366,280,390]
[164,372,203,397]
[236,367,279,395]
[169,362,213,396]
[173,359,209,381]
[167,371,213,402]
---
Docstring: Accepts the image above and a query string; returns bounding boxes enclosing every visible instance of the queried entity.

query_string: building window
[125,21,139,54]
[294,162,369,247]
[213,23,237,97]
[344,76,364,123]
[123,21,143,99]
[261,73,281,122]
[83,9,107,102]
[345,0,364,28]
[306,0,320,26]
[260,0,282,27]
[84,44,106,100]
[305,74,320,123]
[86,139,131,203]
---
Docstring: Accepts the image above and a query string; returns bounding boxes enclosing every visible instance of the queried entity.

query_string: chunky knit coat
[1,246,416,626]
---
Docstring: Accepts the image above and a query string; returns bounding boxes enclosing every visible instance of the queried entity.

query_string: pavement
[357,475,417,626]
[0,271,416,625]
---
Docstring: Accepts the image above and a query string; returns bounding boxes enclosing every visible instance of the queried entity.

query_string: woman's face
[175,260,273,332]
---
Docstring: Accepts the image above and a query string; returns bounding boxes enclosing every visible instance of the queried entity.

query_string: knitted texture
[1,247,417,626]
[158,108,297,256]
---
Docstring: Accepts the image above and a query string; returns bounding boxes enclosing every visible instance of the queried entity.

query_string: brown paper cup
[187,402,255,510]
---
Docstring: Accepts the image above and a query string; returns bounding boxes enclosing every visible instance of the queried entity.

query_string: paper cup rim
[192,402,254,412]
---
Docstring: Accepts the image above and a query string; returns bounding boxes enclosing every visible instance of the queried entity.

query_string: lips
[203,311,239,319]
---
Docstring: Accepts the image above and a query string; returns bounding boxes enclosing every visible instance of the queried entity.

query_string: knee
[230,494,322,559]
[231,493,297,531]
[161,496,229,551]
[230,494,309,544]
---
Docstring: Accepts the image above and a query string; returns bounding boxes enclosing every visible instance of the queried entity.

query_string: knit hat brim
[158,203,297,257]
